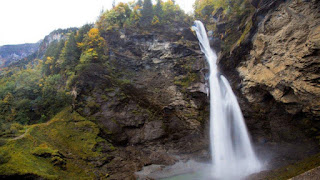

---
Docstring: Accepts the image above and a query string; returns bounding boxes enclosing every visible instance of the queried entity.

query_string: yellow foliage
[88,28,99,39]
[3,93,13,104]
[45,56,54,65]
[77,42,84,49]
[152,16,160,25]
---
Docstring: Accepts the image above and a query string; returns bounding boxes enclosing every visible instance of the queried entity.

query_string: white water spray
[192,21,262,179]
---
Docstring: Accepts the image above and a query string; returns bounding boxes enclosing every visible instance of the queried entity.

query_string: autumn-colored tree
[97,2,132,31]
[79,28,106,63]
[75,24,93,43]
[129,4,142,26]
[162,0,177,23]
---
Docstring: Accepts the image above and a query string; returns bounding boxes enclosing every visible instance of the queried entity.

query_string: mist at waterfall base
[191,21,262,179]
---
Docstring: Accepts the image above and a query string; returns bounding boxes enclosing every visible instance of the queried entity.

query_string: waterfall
[192,21,262,179]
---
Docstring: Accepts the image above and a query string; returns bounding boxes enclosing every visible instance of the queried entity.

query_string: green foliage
[0,59,71,125]
[58,33,80,72]
[162,0,186,24]
[79,28,106,64]
[97,0,191,31]
[42,40,65,76]
[193,0,253,22]
[97,3,132,31]
[34,74,72,122]
[141,0,154,26]
[152,15,160,25]
[154,0,164,20]
[193,0,255,52]
[75,24,93,43]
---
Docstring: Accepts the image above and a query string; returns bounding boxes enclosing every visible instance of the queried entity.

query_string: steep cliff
[216,0,320,143]
[72,25,210,179]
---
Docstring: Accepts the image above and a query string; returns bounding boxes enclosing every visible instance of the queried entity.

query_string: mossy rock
[32,144,60,158]
[266,153,320,180]
[0,108,111,179]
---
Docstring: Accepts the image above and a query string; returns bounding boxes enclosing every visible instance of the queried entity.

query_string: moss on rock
[0,108,113,179]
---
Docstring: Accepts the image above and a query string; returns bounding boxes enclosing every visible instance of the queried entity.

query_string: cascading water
[192,21,262,179]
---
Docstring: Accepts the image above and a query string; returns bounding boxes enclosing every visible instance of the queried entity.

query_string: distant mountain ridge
[0,43,40,68]
[0,27,78,69]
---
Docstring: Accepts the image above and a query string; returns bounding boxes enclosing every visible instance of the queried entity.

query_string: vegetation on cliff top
[97,0,192,33]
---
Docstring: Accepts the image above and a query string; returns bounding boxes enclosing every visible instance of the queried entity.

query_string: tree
[129,5,142,26]
[59,33,80,71]
[79,28,106,63]
[42,40,65,76]
[76,24,93,43]
[137,0,143,7]
[141,0,153,26]
[97,3,132,30]
[154,0,163,21]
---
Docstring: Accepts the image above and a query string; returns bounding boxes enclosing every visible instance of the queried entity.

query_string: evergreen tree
[59,33,80,71]
[141,0,153,26]
[155,0,163,21]
[137,0,143,7]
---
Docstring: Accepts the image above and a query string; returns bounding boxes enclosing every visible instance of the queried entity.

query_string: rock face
[73,25,209,178]
[239,0,320,119]
[218,0,320,143]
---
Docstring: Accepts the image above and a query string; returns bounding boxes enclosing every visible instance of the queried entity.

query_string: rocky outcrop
[239,0,320,119]
[214,0,320,143]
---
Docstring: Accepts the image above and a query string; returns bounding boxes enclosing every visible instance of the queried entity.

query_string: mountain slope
[0,43,40,68]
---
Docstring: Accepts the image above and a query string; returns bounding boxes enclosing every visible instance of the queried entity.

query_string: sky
[0,0,195,46]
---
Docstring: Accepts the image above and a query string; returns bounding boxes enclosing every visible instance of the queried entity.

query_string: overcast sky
[0,0,195,46]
